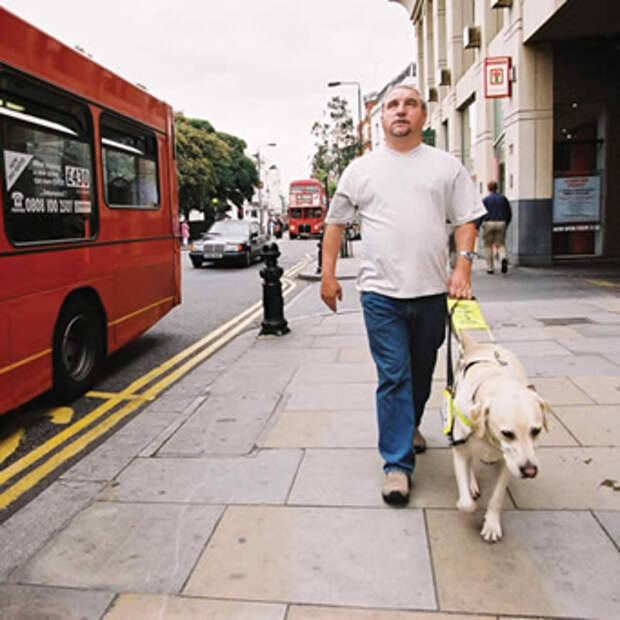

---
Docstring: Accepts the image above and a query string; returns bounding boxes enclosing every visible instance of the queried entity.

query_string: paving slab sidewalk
[1,261,619,620]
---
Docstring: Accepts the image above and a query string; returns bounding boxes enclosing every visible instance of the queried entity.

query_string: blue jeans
[361,291,446,474]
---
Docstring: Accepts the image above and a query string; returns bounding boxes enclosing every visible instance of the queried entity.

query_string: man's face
[382,87,427,139]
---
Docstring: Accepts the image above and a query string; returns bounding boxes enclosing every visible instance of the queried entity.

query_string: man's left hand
[448,266,473,299]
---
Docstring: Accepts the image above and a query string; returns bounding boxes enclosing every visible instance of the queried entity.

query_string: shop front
[551,39,618,258]
[529,1,620,260]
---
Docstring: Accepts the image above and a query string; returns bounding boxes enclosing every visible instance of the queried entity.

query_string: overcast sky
[3,1,415,191]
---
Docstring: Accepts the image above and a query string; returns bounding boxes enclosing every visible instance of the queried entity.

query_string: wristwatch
[458,250,475,261]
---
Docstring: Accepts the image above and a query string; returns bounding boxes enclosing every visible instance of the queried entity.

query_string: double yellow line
[0,258,308,513]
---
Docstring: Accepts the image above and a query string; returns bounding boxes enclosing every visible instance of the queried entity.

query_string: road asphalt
[0,253,619,619]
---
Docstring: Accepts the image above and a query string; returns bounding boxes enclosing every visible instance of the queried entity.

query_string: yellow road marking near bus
[87,391,153,402]
[0,260,304,510]
[0,429,25,465]
[584,278,620,290]
[46,407,75,425]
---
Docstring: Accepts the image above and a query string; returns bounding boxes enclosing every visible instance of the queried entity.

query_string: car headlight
[225,243,243,252]
[194,241,204,251]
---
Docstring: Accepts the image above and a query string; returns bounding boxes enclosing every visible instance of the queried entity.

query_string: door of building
[552,101,605,256]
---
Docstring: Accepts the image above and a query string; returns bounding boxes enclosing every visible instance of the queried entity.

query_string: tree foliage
[310,96,362,195]
[174,113,258,222]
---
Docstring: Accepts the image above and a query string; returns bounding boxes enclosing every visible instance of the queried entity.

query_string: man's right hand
[320,276,342,312]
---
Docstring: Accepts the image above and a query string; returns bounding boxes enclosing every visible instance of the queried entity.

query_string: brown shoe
[382,470,410,505]
[413,428,427,454]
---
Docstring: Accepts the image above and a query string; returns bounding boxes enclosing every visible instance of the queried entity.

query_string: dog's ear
[540,400,550,432]
[530,389,551,432]
[469,402,488,439]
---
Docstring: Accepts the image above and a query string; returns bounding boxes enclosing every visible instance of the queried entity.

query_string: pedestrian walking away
[181,219,190,248]
[481,180,512,274]
[319,81,486,506]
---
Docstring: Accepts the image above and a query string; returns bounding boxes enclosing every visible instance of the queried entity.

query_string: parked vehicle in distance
[189,219,266,268]
[288,179,327,239]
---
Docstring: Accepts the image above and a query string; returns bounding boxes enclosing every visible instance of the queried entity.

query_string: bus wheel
[52,297,104,402]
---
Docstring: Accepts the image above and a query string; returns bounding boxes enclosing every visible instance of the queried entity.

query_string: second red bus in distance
[288,179,327,239]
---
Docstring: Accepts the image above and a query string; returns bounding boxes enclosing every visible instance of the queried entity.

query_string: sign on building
[484,57,511,99]
[553,175,601,223]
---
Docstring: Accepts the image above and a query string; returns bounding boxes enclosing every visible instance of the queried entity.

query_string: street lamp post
[327,80,362,147]
[255,142,276,234]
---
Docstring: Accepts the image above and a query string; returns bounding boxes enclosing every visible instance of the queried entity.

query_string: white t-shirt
[325,144,486,299]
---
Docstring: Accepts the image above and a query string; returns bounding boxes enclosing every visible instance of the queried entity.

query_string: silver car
[189,219,266,268]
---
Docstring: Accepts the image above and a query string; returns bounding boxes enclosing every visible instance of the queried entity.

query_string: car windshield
[208,220,249,236]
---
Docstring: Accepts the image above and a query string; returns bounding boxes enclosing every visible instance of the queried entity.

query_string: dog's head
[470,381,549,479]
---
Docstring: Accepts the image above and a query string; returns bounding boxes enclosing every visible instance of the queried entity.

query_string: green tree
[174,113,258,222]
[215,132,259,211]
[310,96,362,194]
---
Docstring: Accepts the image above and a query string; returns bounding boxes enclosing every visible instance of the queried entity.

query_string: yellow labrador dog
[449,332,548,542]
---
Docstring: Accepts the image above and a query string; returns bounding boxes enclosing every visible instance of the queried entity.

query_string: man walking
[481,180,512,274]
[320,82,486,505]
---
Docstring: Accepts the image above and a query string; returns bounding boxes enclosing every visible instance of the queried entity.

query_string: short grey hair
[382,80,427,113]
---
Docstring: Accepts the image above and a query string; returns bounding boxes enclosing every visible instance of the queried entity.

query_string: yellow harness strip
[441,389,472,437]
[443,297,493,444]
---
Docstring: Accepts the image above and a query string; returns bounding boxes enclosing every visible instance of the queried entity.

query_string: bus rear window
[101,114,159,208]
[0,73,97,244]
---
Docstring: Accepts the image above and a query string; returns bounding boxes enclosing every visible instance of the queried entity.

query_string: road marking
[46,407,75,425]
[584,278,620,290]
[0,260,304,510]
[0,429,25,465]
[86,391,153,402]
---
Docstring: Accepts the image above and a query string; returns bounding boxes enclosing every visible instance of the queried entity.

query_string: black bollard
[339,229,349,258]
[346,224,354,257]
[259,243,290,336]
[316,230,323,274]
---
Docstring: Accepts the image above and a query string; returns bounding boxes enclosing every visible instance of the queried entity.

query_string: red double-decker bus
[288,179,327,239]
[0,8,181,415]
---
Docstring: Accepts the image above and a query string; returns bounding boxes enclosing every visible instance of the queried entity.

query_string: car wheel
[52,296,104,402]
[190,257,203,268]
[241,249,251,268]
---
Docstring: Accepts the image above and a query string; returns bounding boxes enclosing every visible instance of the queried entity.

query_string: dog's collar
[460,350,509,374]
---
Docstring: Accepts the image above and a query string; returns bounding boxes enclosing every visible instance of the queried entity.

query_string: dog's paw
[481,513,503,542]
[457,497,477,513]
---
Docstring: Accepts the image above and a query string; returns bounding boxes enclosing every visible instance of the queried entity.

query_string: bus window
[0,72,97,244]
[291,184,318,194]
[101,114,159,208]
